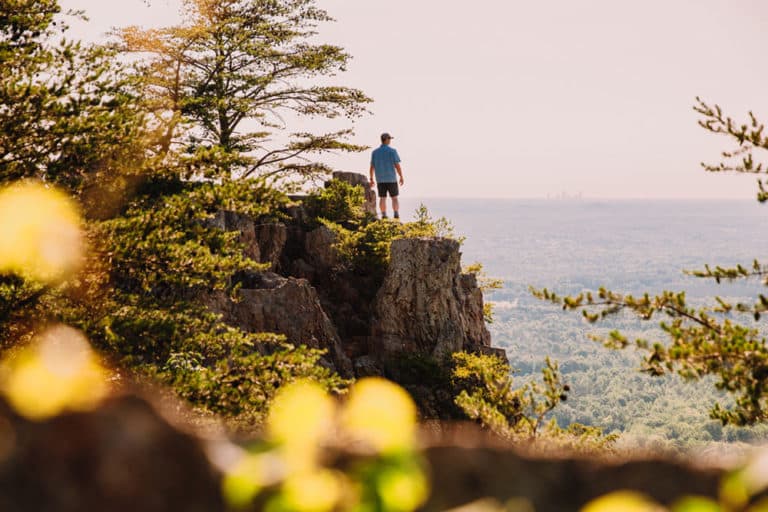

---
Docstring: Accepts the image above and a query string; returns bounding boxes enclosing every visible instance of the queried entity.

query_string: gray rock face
[208,210,260,261]
[353,355,382,377]
[371,237,495,359]
[331,171,377,216]
[208,211,286,270]
[254,222,287,270]
[209,272,353,377]
[304,225,339,272]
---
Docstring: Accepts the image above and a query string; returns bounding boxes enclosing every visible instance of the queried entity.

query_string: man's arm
[395,163,404,186]
[369,164,376,187]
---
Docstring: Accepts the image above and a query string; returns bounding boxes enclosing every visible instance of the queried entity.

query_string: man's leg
[392,196,400,219]
[379,196,387,218]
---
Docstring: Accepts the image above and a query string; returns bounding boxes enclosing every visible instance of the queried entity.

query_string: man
[369,132,404,219]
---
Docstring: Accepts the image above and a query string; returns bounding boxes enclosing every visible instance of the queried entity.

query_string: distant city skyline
[60,0,768,199]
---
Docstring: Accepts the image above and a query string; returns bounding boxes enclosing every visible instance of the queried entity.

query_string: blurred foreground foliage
[223,378,429,512]
[581,450,768,512]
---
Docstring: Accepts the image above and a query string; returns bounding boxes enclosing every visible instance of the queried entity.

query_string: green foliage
[532,286,768,426]
[406,204,465,242]
[117,0,372,180]
[322,219,403,276]
[99,180,285,291]
[531,99,768,427]
[56,178,288,368]
[304,178,368,225]
[464,262,503,323]
[451,351,617,451]
[0,0,356,424]
[0,0,148,347]
[490,282,768,450]
[163,334,348,428]
[695,97,768,202]
[321,204,462,277]
[0,0,146,198]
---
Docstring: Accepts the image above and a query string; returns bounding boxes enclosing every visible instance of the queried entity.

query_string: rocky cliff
[372,237,493,359]
[208,172,503,416]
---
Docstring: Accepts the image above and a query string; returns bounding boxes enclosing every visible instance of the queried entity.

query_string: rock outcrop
[208,272,353,377]
[207,173,504,405]
[208,210,287,270]
[371,237,492,359]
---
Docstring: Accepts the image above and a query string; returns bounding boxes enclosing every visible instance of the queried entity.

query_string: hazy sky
[61,0,768,199]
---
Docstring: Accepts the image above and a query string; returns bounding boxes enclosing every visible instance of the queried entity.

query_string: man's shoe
[381,213,388,219]
[393,211,400,219]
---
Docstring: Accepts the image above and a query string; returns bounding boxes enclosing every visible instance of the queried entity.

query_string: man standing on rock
[369,132,404,219]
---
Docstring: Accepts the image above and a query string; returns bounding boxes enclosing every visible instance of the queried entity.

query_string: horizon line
[402,196,761,201]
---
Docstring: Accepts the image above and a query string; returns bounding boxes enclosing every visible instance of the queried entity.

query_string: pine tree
[116,0,371,181]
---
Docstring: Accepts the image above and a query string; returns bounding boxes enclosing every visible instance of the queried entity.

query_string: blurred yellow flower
[341,377,417,453]
[720,470,750,510]
[267,379,335,470]
[581,491,664,512]
[377,463,430,512]
[0,181,83,282]
[222,452,274,509]
[280,469,344,512]
[1,326,109,420]
[671,496,720,512]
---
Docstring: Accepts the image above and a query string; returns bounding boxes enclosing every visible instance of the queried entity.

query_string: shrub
[321,204,462,278]
[304,179,368,226]
[160,333,350,430]
[451,351,617,451]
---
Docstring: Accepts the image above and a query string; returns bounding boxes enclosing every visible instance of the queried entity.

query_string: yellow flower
[2,326,109,420]
[581,491,664,512]
[222,452,276,509]
[267,379,335,471]
[280,469,344,512]
[0,181,83,282]
[377,463,430,512]
[341,377,417,453]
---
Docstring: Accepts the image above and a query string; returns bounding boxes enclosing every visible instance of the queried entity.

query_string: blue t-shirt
[371,145,401,183]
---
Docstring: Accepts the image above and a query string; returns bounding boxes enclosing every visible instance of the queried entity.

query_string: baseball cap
[380,132,394,142]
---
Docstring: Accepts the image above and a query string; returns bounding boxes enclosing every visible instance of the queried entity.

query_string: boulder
[371,237,497,360]
[210,272,353,377]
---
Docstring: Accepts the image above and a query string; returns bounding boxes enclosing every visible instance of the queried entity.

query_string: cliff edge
[209,172,504,416]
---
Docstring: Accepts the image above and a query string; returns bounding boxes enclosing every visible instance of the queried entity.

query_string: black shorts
[377,182,399,197]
